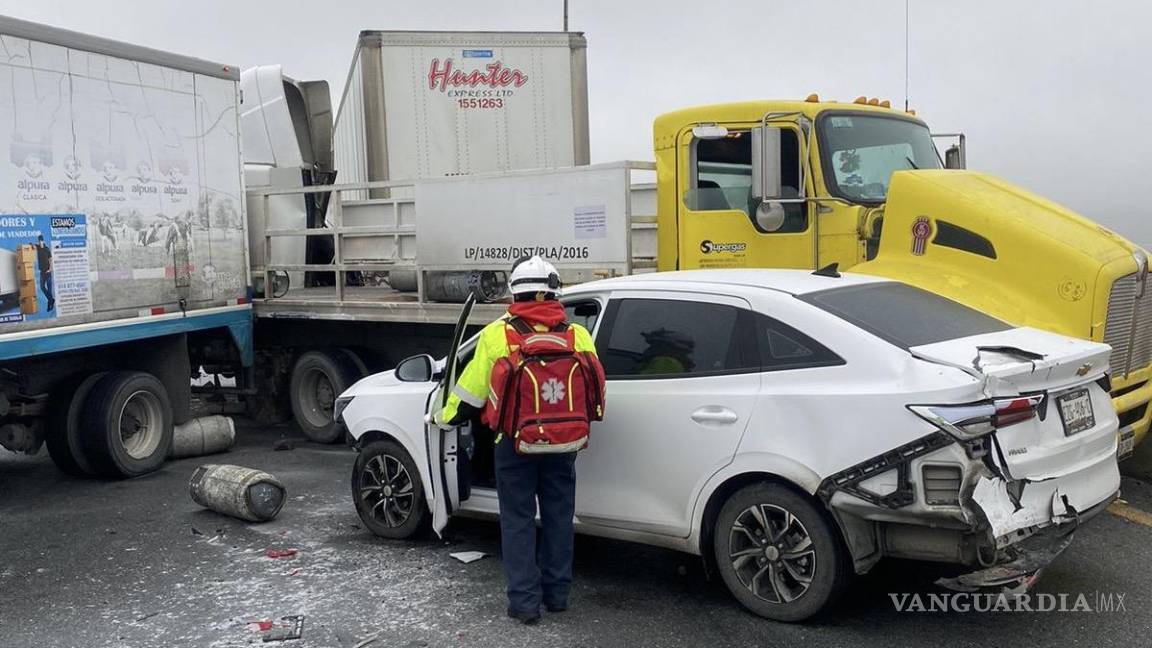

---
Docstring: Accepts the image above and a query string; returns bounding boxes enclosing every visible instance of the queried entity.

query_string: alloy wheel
[359,452,416,528]
[727,503,817,604]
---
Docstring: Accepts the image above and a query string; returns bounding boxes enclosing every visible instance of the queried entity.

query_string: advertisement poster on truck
[0,213,91,323]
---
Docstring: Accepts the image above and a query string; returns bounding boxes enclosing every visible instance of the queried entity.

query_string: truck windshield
[818,114,940,203]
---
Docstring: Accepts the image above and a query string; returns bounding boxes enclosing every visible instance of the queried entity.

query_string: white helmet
[509,255,562,296]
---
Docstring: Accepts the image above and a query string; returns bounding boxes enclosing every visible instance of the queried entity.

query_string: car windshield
[818,114,940,203]
[800,281,1010,349]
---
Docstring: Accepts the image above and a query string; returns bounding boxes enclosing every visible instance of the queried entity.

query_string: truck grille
[1104,272,1152,376]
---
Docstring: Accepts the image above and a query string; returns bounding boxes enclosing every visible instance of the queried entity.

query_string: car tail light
[908,395,1043,441]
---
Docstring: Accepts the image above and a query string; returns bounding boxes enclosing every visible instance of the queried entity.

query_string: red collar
[507,300,567,328]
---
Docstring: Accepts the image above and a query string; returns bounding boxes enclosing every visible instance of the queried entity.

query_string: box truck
[0,15,252,477]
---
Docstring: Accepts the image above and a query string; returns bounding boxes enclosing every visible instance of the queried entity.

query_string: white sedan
[337,269,1120,622]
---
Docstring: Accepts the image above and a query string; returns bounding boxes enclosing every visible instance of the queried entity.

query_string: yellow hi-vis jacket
[439,314,597,425]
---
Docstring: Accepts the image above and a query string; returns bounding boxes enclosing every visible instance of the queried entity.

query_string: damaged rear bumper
[936,492,1115,592]
[817,431,1120,578]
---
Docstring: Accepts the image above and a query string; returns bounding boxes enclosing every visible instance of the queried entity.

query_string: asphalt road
[2,421,1152,648]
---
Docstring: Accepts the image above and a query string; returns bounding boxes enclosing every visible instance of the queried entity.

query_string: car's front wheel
[713,482,851,622]
[352,440,429,539]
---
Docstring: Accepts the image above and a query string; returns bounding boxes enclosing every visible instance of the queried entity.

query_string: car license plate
[1118,427,1136,460]
[1057,389,1094,436]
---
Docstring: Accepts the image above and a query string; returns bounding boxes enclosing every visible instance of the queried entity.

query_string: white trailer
[333,30,590,193]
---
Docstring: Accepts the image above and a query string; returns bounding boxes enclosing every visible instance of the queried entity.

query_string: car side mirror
[395,354,435,382]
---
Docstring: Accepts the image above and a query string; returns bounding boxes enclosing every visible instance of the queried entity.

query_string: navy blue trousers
[494,437,577,613]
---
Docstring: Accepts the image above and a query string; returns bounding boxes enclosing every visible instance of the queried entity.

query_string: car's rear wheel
[713,482,851,622]
[290,350,360,443]
[352,440,429,539]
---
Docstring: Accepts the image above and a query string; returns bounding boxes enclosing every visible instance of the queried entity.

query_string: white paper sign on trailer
[414,164,632,275]
[333,31,589,196]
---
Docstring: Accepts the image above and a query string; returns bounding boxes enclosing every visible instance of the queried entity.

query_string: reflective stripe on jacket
[439,315,596,425]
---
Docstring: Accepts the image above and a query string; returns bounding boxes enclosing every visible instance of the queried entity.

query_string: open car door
[426,292,477,535]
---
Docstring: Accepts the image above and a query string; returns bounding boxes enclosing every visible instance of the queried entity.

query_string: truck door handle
[691,407,739,425]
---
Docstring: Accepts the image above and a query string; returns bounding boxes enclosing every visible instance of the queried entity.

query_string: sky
[3,0,1149,243]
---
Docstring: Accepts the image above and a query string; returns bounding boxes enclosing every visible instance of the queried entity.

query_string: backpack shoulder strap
[506,316,534,335]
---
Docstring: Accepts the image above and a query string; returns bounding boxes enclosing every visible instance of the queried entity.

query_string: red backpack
[483,317,606,454]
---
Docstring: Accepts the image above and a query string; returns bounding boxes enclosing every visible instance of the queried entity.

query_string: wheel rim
[118,389,164,460]
[728,503,816,604]
[359,453,416,528]
[298,367,336,428]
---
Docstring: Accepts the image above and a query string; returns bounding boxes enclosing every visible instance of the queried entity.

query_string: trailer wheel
[290,350,360,443]
[79,371,174,478]
[44,372,108,476]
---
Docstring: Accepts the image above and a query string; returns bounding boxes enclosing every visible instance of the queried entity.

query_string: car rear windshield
[800,282,1011,349]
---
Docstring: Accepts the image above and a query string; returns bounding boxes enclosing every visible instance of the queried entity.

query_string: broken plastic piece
[262,615,304,642]
[936,530,1073,592]
[266,549,298,559]
[449,551,487,564]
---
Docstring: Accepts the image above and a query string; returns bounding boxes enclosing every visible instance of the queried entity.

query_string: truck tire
[78,371,174,478]
[290,350,359,443]
[338,347,369,378]
[713,483,851,622]
[352,440,429,539]
[44,372,108,476]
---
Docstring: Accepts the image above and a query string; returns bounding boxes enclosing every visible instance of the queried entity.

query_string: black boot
[507,608,541,625]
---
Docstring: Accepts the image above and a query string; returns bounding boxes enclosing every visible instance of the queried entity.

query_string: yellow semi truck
[652,96,1150,455]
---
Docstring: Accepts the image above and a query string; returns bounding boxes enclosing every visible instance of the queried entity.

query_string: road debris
[265,549,298,560]
[272,439,296,451]
[449,551,487,564]
[172,416,236,458]
[261,615,304,642]
[191,526,226,544]
[189,464,286,522]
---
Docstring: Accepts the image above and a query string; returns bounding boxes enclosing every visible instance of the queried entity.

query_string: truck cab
[654,97,1152,450]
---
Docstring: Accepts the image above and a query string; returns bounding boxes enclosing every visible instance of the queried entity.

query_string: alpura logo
[700,240,748,254]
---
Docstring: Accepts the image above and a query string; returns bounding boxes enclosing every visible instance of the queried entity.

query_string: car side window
[564,299,601,333]
[757,313,844,370]
[596,298,758,378]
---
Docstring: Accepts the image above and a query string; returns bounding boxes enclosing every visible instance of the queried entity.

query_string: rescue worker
[636,327,695,375]
[436,255,602,625]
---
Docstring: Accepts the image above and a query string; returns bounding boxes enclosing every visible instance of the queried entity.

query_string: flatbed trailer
[242,163,655,440]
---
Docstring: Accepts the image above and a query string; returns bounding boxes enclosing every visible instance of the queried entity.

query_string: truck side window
[686,130,807,233]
